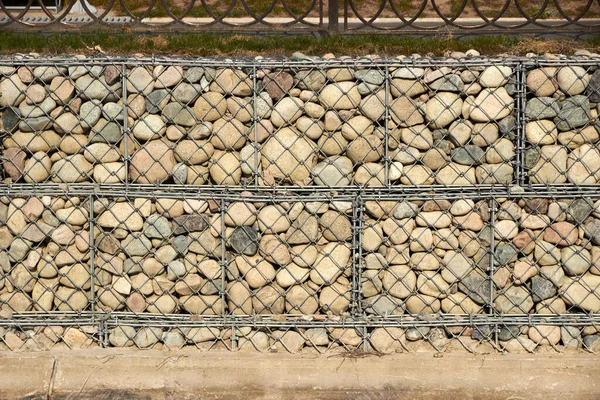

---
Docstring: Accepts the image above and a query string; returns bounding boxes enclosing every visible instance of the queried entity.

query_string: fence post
[328,0,339,34]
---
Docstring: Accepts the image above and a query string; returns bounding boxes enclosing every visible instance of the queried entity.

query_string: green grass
[0,32,597,57]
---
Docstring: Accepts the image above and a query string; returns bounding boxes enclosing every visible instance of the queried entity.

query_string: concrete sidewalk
[0,349,598,399]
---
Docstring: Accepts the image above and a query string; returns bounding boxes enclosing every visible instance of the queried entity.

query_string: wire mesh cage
[0,56,600,355]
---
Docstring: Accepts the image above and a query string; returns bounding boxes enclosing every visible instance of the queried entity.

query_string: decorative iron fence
[0,56,599,353]
[0,0,599,34]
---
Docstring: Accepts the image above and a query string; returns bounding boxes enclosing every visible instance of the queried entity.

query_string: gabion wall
[0,56,599,354]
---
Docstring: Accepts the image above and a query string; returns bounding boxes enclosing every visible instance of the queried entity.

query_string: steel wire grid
[0,56,599,354]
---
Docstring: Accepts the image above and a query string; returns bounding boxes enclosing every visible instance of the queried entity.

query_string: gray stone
[498,115,516,138]
[498,325,524,341]
[229,226,258,255]
[429,74,464,92]
[525,97,561,120]
[19,117,52,132]
[524,148,541,169]
[554,95,591,131]
[80,100,103,129]
[561,326,580,348]
[162,103,197,127]
[146,89,171,114]
[172,83,201,104]
[584,219,600,245]
[531,277,557,302]
[471,325,493,341]
[122,234,152,257]
[587,69,600,102]
[172,163,187,184]
[172,214,210,235]
[2,107,20,132]
[569,198,593,224]
[185,67,215,83]
[363,295,403,315]
[495,243,517,265]
[144,214,172,239]
[89,121,122,144]
[394,201,418,219]
[172,235,189,255]
[458,273,491,306]
[583,334,600,352]
[451,145,485,166]
[355,69,384,86]
[76,75,116,100]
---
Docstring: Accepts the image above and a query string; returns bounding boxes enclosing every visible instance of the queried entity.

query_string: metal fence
[0,56,599,353]
[0,0,599,34]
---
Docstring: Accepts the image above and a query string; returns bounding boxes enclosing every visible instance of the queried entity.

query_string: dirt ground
[1,348,598,399]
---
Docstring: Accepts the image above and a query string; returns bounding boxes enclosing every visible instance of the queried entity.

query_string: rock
[562,273,600,312]
[229,226,258,255]
[543,222,578,246]
[479,65,512,88]
[261,127,317,184]
[435,164,476,185]
[211,69,252,96]
[263,71,293,99]
[155,66,183,88]
[144,214,172,239]
[51,155,93,183]
[425,92,462,128]
[0,75,26,106]
[555,96,591,131]
[145,89,170,114]
[528,325,561,345]
[3,148,26,181]
[310,242,351,285]
[312,156,353,186]
[587,69,600,102]
[162,103,197,127]
[469,88,513,122]
[296,69,327,91]
[527,68,557,97]
[319,82,361,110]
[98,202,143,230]
[130,140,175,184]
[557,66,590,96]
[271,97,304,127]
[133,327,163,348]
[320,210,351,242]
[525,120,557,145]
[563,144,593,175]
[457,272,491,305]
[235,255,276,289]
[531,277,557,302]
[193,92,227,122]
[284,284,318,314]
[494,286,534,314]
[1,106,20,132]
[583,334,600,352]
[451,145,485,166]
[526,97,561,121]
[346,134,384,163]
[529,145,567,184]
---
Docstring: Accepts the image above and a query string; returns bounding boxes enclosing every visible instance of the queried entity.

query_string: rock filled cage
[0,56,599,354]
